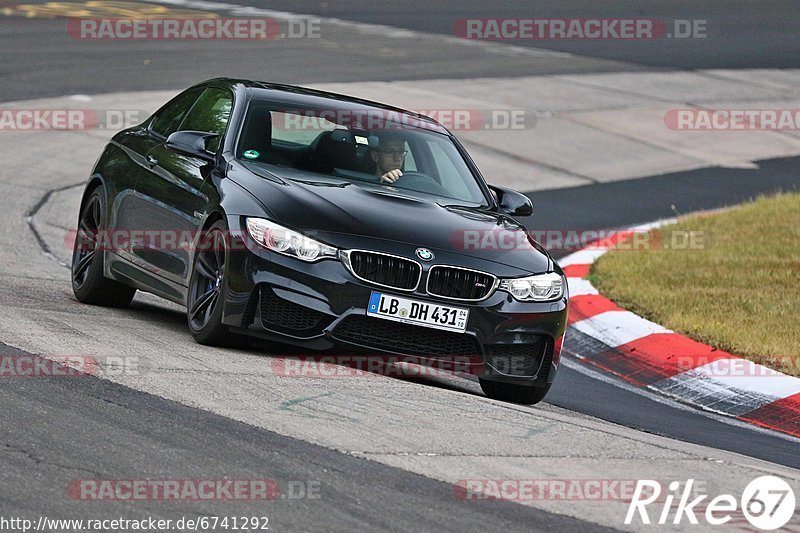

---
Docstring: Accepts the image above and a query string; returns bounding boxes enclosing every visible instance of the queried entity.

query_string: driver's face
[374,140,406,173]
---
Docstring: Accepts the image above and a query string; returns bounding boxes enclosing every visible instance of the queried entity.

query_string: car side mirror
[489,185,533,216]
[165,130,218,161]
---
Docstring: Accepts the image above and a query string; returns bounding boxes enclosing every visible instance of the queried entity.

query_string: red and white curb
[559,220,800,439]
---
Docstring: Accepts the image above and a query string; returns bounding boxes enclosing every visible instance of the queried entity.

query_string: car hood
[229,162,552,274]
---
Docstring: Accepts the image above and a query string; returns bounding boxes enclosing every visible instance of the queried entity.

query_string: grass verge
[591,192,800,376]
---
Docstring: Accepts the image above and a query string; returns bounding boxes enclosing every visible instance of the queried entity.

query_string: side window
[180,88,233,152]
[150,89,203,138]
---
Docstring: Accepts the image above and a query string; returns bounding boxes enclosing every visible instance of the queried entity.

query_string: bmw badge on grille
[416,248,434,261]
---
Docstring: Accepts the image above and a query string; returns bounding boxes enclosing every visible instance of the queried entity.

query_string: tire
[71,187,136,307]
[479,379,551,405]
[186,220,235,346]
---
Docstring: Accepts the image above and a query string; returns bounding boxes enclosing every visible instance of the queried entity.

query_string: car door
[132,86,233,286]
[110,87,203,268]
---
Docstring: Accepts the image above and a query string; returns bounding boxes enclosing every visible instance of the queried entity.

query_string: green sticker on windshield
[243,150,260,159]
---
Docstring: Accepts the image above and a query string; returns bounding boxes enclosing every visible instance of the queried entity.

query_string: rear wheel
[187,220,234,346]
[71,187,136,307]
[479,379,551,405]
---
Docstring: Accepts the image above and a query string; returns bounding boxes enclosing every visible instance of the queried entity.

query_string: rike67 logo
[626,476,796,530]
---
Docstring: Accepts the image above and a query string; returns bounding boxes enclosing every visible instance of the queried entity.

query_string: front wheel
[479,379,551,405]
[187,220,235,346]
[71,187,136,307]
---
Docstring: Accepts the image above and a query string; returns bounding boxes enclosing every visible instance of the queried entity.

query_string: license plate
[367,291,469,333]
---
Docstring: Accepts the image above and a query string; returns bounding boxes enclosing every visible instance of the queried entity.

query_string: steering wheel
[393,171,448,196]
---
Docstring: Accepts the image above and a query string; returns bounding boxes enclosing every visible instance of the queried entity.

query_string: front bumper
[222,216,568,386]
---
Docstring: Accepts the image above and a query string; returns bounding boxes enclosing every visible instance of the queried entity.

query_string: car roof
[198,77,448,134]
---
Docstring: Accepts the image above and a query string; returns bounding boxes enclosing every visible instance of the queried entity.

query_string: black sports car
[71,78,568,404]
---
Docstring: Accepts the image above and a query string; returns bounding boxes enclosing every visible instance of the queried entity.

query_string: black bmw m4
[72,78,568,404]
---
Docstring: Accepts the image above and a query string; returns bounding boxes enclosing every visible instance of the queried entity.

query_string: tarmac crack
[1,442,105,478]
[25,180,85,268]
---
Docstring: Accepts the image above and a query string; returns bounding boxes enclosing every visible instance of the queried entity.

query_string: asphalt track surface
[4,0,800,101]
[0,339,607,532]
[215,0,800,70]
[2,1,800,530]
[524,155,800,233]
[0,4,633,101]
[2,0,796,100]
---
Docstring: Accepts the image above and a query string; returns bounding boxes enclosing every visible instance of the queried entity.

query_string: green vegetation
[592,193,800,376]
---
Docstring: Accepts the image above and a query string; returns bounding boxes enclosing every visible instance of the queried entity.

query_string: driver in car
[372,134,407,184]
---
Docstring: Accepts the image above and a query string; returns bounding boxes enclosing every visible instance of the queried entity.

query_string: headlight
[245,218,337,262]
[499,272,564,302]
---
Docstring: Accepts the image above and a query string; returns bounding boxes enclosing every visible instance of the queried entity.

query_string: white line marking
[558,248,608,267]
[572,310,672,348]
[631,218,677,232]
[567,277,598,296]
[561,355,800,443]
[670,359,800,401]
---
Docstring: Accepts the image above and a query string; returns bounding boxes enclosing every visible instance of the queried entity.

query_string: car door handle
[146,155,158,167]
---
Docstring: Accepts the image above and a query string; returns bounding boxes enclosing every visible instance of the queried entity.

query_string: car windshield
[236,98,489,206]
